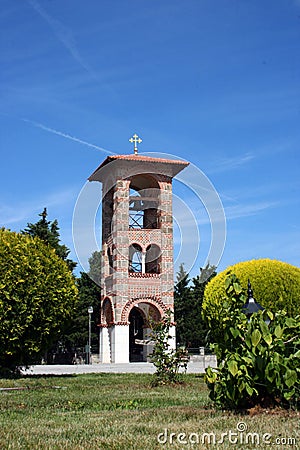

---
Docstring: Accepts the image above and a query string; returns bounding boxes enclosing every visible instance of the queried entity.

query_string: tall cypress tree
[45,254,101,363]
[62,253,101,358]
[174,263,217,348]
[174,264,193,347]
[62,272,101,357]
[22,208,76,272]
[88,250,102,285]
[190,264,217,347]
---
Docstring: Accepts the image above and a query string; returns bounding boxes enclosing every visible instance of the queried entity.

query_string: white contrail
[27,0,96,78]
[22,118,115,155]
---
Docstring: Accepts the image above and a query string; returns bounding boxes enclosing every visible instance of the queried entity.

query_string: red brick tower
[89,140,188,363]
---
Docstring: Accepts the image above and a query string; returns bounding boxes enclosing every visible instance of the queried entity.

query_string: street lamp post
[88,306,93,364]
[242,279,264,318]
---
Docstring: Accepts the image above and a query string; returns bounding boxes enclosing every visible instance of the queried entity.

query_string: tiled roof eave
[88,154,189,182]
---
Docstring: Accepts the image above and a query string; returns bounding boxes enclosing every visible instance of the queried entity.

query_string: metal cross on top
[129,133,142,155]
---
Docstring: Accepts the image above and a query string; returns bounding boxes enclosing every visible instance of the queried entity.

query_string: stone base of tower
[99,323,176,364]
[99,327,111,363]
[99,324,130,363]
[112,325,130,363]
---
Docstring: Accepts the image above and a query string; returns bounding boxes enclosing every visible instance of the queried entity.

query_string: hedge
[203,259,300,330]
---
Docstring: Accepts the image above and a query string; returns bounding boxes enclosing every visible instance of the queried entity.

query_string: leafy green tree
[22,208,76,272]
[174,264,193,347]
[60,272,101,357]
[191,264,216,346]
[174,263,216,348]
[0,229,78,374]
[47,252,101,362]
[88,250,102,285]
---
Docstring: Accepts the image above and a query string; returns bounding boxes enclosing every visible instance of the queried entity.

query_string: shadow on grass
[21,373,78,379]
[0,369,78,381]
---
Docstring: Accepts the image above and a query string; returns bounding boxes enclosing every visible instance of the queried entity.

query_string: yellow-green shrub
[203,259,300,331]
[0,229,78,373]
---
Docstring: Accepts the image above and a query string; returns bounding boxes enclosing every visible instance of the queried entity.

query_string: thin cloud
[0,188,76,227]
[173,198,277,229]
[207,153,255,174]
[0,205,31,226]
[225,201,277,220]
[27,0,96,78]
[22,118,114,155]
[192,200,277,224]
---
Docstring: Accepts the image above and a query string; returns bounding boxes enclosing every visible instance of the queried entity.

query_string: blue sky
[1,0,299,278]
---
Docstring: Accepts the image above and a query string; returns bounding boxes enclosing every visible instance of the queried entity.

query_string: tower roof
[88,154,189,182]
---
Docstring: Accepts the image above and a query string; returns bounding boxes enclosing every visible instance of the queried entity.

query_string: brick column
[111,179,130,323]
[159,179,174,311]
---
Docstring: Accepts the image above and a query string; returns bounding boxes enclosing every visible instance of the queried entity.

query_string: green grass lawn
[0,373,298,449]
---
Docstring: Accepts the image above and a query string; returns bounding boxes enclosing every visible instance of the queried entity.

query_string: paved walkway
[21,359,216,376]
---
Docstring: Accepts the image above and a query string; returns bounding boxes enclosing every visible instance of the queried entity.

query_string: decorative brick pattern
[120,295,168,323]
[128,229,162,250]
[128,273,160,279]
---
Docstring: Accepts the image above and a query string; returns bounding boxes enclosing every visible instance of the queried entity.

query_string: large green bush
[205,274,300,410]
[0,229,78,373]
[203,259,300,338]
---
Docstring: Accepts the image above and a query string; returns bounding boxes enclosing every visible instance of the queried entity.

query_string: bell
[129,198,143,211]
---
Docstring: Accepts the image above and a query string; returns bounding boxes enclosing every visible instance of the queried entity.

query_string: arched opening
[129,244,142,273]
[129,307,145,362]
[102,187,114,240]
[129,188,144,229]
[145,244,161,274]
[102,298,114,325]
[128,302,162,362]
[100,298,114,363]
[129,175,160,229]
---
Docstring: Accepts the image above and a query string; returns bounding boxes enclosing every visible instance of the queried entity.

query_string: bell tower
[89,138,188,363]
